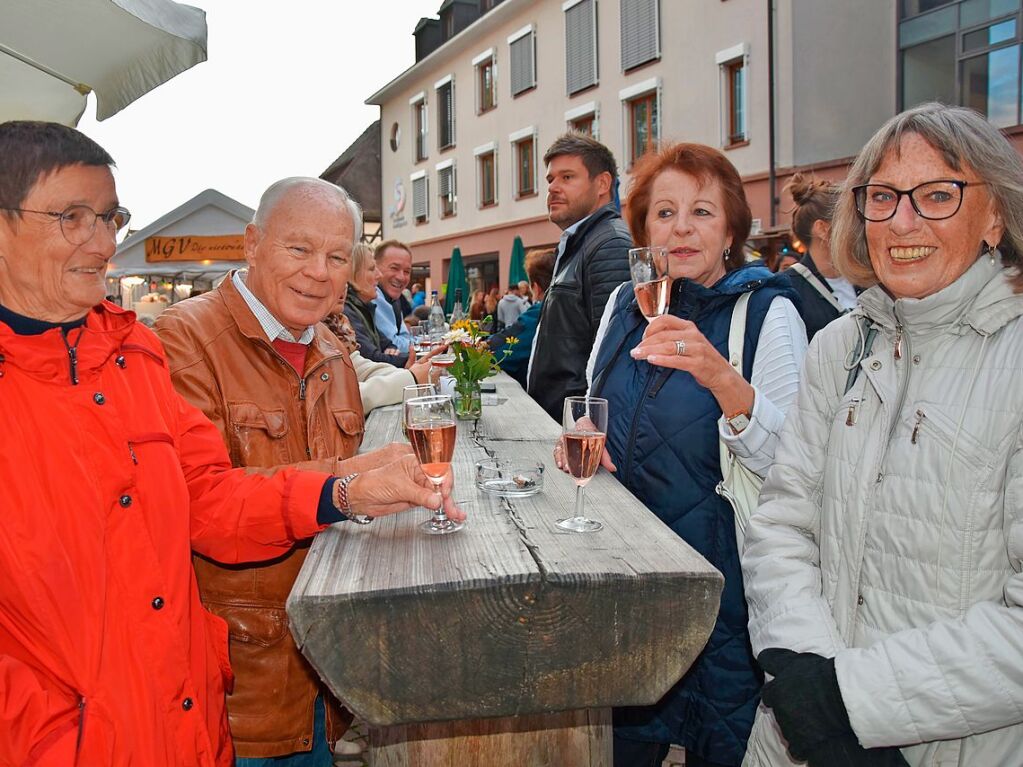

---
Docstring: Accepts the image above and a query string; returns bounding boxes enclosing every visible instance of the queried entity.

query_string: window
[509,25,536,95]
[435,76,456,150]
[410,93,427,162]
[411,172,429,224]
[437,162,456,218]
[725,61,747,145]
[620,0,660,71]
[475,143,498,207]
[566,101,600,138]
[474,50,497,113]
[620,79,660,165]
[510,127,537,197]
[899,0,1023,127]
[716,44,749,147]
[565,0,598,94]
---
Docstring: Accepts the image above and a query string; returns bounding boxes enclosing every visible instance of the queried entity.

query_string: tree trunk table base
[370,709,611,767]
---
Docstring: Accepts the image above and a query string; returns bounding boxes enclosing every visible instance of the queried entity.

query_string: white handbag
[715,291,763,552]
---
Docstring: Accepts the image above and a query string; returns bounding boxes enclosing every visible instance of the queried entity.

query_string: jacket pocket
[208,602,292,649]
[203,609,235,693]
[907,401,998,474]
[331,408,365,455]
[226,402,289,467]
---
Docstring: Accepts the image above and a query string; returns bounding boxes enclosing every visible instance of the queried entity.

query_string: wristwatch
[333,473,373,524]
[725,409,751,435]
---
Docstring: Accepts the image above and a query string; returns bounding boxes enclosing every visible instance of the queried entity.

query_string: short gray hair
[253,176,363,243]
[832,103,1023,291]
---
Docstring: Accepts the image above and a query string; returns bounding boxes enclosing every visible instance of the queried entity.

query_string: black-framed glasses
[852,179,986,222]
[0,204,132,244]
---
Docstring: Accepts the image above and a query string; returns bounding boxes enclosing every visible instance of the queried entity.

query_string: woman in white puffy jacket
[741,103,1023,767]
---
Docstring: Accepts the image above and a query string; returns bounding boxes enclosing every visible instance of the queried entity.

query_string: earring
[983,241,996,264]
[723,247,731,259]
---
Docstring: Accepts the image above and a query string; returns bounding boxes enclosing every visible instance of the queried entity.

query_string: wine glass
[629,246,671,321]
[557,396,608,533]
[404,394,462,535]
[401,383,436,440]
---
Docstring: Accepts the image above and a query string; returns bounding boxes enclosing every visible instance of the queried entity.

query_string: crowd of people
[1,99,1022,767]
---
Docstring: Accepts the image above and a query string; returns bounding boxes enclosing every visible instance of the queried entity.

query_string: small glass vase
[453,381,483,420]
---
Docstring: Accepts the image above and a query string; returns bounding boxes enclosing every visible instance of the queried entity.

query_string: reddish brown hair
[626,142,751,272]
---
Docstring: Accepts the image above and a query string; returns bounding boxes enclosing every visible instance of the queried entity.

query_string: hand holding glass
[629,246,671,321]
[557,396,608,533]
[404,394,463,534]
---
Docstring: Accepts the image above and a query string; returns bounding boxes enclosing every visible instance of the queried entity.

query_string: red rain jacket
[0,302,331,766]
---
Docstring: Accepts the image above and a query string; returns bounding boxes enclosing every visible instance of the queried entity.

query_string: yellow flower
[506,336,520,346]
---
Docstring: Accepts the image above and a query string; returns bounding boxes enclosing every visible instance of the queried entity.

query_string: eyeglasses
[852,180,985,222]
[0,204,132,244]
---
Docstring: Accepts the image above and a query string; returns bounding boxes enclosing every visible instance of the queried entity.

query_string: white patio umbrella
[1,0,207,126]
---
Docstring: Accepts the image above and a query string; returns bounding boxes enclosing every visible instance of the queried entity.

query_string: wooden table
[288,374,723,766]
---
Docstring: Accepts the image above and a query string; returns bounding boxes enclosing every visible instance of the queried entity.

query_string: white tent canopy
[109,188,253,280]
[1,0,207,125]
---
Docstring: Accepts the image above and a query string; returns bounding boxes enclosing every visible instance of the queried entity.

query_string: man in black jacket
[527,133,632,421]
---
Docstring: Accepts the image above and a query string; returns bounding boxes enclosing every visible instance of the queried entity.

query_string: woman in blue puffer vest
[583,144,807,767]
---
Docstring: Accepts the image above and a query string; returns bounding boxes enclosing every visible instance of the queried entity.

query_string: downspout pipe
[767,0,777,228]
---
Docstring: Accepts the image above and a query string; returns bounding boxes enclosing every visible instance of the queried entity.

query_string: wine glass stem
[431,479,448,522]
[574,484,586,521]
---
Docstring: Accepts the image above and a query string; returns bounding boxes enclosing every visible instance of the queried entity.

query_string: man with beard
[526,133,632,421]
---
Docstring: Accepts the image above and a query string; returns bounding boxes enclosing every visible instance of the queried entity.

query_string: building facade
[367,0,1022,292]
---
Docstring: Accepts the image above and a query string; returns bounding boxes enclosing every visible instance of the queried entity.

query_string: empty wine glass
[557,396,608,533]
[629,246,671,321]
[404,394,462,534]
[401,383,437,440]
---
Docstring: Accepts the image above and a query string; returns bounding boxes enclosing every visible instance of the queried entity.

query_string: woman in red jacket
[0,121,462,766]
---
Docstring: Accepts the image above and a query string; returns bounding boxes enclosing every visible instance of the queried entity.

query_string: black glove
[804,734,910,767]
[757,648,852,761]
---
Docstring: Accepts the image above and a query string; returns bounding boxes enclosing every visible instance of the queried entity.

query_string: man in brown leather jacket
[155,177,416,765]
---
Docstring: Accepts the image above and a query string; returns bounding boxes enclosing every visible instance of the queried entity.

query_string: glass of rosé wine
[557,396,608,533]
[629,246,671,321]
[404,394,462,535]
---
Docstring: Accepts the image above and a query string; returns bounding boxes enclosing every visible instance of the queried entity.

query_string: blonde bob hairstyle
[832,102,1023,292]
[349,242,375,282]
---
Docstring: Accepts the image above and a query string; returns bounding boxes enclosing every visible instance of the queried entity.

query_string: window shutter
[566,0,597,94]
[437,82,456,148]
[439,166,454,198]
[621,0,658,71]
[413,175,428,220]
[510,32,535,95]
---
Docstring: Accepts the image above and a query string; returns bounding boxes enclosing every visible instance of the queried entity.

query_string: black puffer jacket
[526,204,632,421]
[344,290,404,367]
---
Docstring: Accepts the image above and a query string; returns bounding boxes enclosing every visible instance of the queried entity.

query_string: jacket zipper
[74,696,86,764]
[62,329,83,386]
[851,308,913,630]
[911,409,926,444]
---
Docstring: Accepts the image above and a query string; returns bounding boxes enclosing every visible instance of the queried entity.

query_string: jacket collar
[563,203,620,247]
[218,271,345,369]
[0,300,137,383]
[856,253,1023,337]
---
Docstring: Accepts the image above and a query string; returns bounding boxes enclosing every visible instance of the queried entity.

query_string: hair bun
[786,172,815,205]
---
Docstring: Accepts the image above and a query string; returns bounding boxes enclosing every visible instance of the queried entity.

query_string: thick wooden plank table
[288,373,723,766]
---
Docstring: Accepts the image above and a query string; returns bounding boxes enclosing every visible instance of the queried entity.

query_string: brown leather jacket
[155,275,362,757]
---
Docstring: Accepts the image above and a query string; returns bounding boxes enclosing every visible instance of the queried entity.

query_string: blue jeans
[235,696,332,767]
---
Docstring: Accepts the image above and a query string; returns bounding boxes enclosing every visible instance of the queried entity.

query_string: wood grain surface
[288,373,723,727]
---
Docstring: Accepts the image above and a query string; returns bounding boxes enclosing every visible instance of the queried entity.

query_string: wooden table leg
[369,708,612,767]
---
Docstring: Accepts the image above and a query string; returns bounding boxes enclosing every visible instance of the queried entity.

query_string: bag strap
[727,291,752,375]
[789,262,845,314]
[720,291,753,535]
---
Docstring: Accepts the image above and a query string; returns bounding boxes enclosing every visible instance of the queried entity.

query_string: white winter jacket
[741,255,1023,767]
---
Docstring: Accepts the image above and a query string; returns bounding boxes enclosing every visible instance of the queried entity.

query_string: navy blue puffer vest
[593,264,798,765]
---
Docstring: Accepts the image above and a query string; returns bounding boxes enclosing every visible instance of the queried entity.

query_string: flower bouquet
[442,318,516,419]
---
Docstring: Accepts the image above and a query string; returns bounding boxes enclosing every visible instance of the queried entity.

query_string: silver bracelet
[333,473,372,524]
